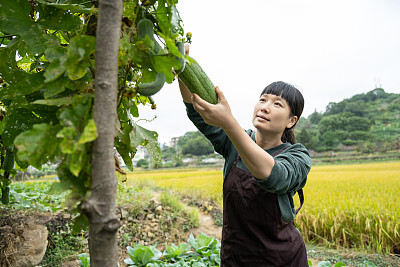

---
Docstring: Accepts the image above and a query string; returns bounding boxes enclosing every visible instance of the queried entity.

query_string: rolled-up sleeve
[256,144,312,194]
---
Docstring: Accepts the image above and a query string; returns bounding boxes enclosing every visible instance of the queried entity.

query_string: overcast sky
[138,0,400,145]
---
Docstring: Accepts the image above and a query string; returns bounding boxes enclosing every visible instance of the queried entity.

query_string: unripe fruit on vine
[137,19,162,54]
[137,73,166,96]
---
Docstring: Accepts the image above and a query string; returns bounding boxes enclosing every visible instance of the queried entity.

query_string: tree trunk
[85,0,122,266]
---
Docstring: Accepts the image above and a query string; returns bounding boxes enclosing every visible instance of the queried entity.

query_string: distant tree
[308,110,322,125]
[161,145,178,161]
[388,98,400,112]
[181,136,214,156]
[297,129,313,149]
[295,117,309,130]
[178,131,214,156]
[346,116,371,132]
[136,159,149,168]
[320,130,347,149]
[161,144,182,167]
[325,100,348,115]
[366,88,386,101]
[349,130,370,141]
[317,114,346,135]
[343,101,366,117]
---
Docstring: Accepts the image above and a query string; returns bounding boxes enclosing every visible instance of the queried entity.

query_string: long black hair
[260,81,304,144]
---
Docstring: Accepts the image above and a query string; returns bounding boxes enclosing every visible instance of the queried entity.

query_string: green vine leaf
[130,122,161,165]
[156,0,173,38]
[0,0,58,54]
[171,5,183,36]
[158,32,182,58]
[153,54,181,83]
[2,107,44,146]
[78,119,98,144]
[122,1,138,23]
[115,141,135,171]
[44,36,96,82]
[0,36,21,70]
[43,77,68,98]
[68,149,86,177]
[43,48,68,83]
[58,94,93,129]
[66,35,96,80]
[57,127,77,154]
[33,96,74,107]
[0,37,45,99]
[36,0,96,15]
[14,123,62,168]
[36,3,82,32]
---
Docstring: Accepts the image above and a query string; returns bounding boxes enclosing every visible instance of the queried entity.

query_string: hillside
[296,88,400,153]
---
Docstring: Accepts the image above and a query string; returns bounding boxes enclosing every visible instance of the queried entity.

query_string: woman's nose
[260,102,270,112]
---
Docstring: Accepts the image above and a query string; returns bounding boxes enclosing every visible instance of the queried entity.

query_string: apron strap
[233,154,240,165]
[271,144,291,157]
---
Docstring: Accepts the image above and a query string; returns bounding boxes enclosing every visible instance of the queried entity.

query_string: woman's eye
[274,102,282,107]
[259,98,266,102]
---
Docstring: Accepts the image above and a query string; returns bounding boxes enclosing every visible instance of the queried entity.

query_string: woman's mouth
[256,114,269,121]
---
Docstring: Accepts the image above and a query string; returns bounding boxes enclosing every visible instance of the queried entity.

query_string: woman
[177,48,311,267]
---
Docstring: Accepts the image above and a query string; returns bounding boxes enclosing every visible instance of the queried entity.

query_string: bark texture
[88,0,122,266]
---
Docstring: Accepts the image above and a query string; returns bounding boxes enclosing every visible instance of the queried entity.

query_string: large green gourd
[136,18,165,96]
[179,61,218,104]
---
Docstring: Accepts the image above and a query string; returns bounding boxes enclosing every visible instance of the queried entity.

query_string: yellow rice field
[127,161,400,254]
[296,161,400,254]
[127,168,223,206]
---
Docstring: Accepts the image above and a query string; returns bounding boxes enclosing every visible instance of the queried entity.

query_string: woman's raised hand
[192,86,235,129]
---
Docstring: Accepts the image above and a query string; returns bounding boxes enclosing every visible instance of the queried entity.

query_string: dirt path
[191,210,222,240]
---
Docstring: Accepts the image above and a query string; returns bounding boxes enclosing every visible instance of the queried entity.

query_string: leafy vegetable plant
[78,253,90,267]
[124,233,220,267]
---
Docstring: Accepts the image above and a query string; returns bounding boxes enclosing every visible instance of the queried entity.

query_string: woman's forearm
[222,119,275,180]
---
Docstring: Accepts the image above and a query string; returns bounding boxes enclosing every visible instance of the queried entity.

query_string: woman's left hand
[192,86,235,129]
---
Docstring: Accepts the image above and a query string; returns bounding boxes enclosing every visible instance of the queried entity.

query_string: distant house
[132,147,146,166]
[169,137,179,148]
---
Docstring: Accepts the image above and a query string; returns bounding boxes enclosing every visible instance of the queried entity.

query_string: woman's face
[252,94,297,136]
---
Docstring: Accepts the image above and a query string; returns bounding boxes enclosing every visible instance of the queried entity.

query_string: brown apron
[221,151,308,267]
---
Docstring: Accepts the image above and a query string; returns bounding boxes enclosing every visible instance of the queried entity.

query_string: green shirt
[185,103,312,221]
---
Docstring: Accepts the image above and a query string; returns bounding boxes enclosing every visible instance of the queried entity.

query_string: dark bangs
[260,81,304,119]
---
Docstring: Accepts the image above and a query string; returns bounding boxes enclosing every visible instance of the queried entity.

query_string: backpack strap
[271,144,304,215]
[295,189,304,214]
